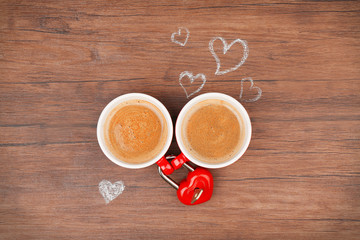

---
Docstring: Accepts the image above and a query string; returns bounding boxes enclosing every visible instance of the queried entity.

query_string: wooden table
[1,0,359,239]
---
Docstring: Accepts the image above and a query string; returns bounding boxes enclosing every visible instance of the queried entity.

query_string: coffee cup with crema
[97,93,173,169]
[175,92,252,169]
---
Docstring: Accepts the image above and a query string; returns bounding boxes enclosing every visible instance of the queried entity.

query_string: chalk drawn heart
[99,180,125,204]
[239,77,262,102]
[171,27,190,47]
[179,71,206,98]
[209,37,249,75]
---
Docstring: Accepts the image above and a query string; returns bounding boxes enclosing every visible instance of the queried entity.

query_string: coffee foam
[181,99,245,164]
[103,99,168,164]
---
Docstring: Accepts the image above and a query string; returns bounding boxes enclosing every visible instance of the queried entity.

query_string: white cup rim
[97,93,173,169]
[175,92,252,169]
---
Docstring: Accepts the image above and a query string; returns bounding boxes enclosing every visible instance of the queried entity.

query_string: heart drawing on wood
[239,77,262,102]
[179,71,206,98]
[209,37,249,75]
[98,180,125,204]
[171,27,190,47]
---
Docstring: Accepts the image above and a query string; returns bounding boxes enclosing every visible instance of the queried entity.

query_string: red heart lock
[157,155,214,205]
[177,167,213,205]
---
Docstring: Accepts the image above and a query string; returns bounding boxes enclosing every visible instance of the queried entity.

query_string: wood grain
[0,0,359,239]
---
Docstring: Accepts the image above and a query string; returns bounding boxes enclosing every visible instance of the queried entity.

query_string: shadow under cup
[175,93,252,169]
[97,93,173,169]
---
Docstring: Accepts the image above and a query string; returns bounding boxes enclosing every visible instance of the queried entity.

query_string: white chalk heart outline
[239,77,262,102]
[179,71,206,98]
[209,37,249,75]
[98,180,125,204]
[171,27,190,47]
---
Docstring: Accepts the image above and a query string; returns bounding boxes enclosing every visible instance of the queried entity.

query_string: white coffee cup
[175,92,252,169]
[97,93,173,169]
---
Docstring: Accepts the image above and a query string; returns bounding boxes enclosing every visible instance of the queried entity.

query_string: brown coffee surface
[182,99,244,164]
[104,100,167,164]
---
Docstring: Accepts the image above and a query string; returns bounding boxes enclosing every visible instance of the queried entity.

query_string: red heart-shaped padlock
[177,167,213,205]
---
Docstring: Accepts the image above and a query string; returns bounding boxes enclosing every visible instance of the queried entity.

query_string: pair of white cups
[97,92,252,169]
